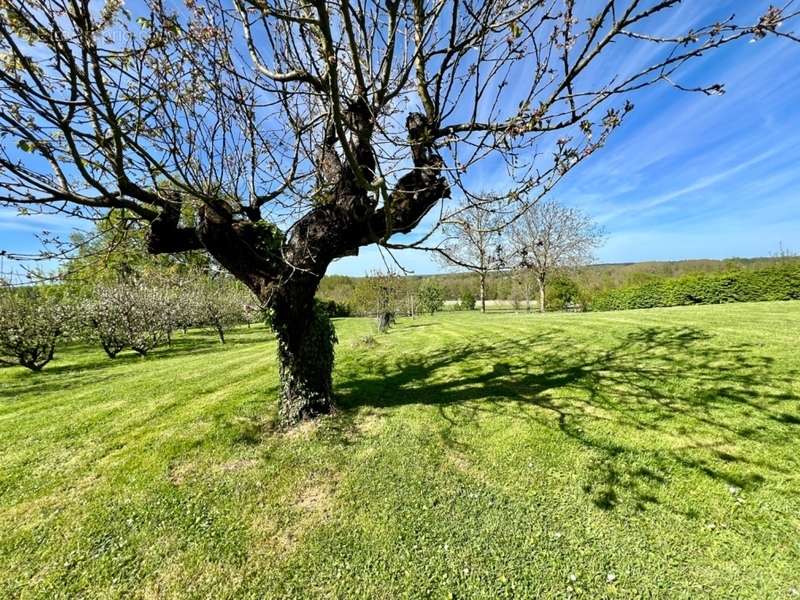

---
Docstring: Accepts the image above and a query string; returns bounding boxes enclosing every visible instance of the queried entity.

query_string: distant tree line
[318,255,800,314]
[323,272,449,329]
[319,198,603,314]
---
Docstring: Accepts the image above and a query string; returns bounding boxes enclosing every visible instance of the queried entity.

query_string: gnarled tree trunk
[268,280,337,426]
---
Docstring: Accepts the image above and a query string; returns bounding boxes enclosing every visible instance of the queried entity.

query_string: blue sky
[2,2,799,279]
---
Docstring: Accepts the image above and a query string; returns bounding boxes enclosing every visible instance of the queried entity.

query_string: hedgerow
[316,299,351,318]
[591,261,800,311]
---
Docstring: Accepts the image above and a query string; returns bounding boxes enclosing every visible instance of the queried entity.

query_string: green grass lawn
[1,302,799,599]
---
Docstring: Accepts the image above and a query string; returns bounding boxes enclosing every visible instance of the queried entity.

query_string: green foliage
[316,275,359,308]
[417,281,444,315]
[315,299,351,318]
[240,220,284,257]
[578,256,792,297]
[458,290,476,311]
[344,272,407,317]
[316,256,798,310]
[275,302,338,426]
[319,272,493,308]
[61,209,209,289]
[546,275,581,310]
[591,261,800,311]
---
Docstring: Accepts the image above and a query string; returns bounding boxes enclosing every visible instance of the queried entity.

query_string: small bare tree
[510,200,602,312]
[512,267,538,313]
[438,203,505,313]
[0,0,797,423]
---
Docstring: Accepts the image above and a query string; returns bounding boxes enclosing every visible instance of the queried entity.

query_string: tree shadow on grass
[0,328,274,401]
[336,325,800,512]
[402,322,437,329]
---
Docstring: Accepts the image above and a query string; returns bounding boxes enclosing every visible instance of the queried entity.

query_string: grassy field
[1,302,799,598]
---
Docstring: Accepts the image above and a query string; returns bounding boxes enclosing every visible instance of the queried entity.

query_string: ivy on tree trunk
[272,296,338,426]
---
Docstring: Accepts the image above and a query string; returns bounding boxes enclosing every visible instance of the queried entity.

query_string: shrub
[0,285,75,371]
[591,262,800,311]
[547,276,580,310]
[459,291,476,311]
[316,299,351,318]
[417,282,444,315]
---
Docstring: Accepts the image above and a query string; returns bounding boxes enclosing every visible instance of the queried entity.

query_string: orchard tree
[347,270,401,329]
[0,1,797,424]
[510,199,603,312]
[438,203,505,313]
[417,281,444,315]
[0,285,74,371]
[87,287,129,358]
[128,288,171,355]
[195,279,248,343]
[169,281,203,335]
[89,280,172,356]
[512,267,538,312]
[123,282,173,355]
[369,272,401,333]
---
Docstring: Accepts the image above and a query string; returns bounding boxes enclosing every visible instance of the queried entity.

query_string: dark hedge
[591,261,800,311]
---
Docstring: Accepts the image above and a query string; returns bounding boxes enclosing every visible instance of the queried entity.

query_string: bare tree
[0,0,797,424]
[512,267,538,313]
[510,199,602,312]
[438,203,504,313]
